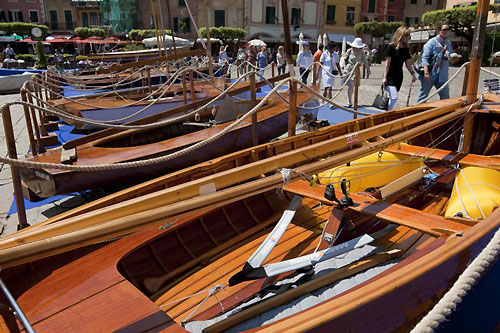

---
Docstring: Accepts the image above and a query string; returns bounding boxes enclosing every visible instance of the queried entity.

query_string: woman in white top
[218,45,230,76]
[276,46,286,75]
[296,41,313,84]
[320,43,342,99]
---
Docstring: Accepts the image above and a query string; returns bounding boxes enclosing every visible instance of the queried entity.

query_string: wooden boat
[20,75,318,198]
[1,92,499,331]
[47,77,235,127]
[1,2,498,331]
[0,71,34,94]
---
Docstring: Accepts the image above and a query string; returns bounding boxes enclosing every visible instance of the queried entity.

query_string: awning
[327,33,355,43]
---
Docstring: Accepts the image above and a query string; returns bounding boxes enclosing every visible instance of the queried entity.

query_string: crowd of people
[215,23,457,110]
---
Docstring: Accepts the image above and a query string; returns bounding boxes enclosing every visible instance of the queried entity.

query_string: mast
[165,0,177,54]
[281,0,294,75]
[462,0,489,152]
[202,0,214,76]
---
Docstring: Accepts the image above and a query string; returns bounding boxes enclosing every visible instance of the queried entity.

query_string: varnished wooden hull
[20,90,318,198]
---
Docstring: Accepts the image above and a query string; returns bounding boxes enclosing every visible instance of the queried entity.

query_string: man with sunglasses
[417,24,458,102]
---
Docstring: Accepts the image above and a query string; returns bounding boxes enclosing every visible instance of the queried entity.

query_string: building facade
[322,0,362,43]
[0,0,45,26]
[245,0,323,46]
[403,0,442,27]
[136,0,198,38]
[196,0,245,31]
[361,0,404,23]
[72,0,101,28]
[44,0,76,32]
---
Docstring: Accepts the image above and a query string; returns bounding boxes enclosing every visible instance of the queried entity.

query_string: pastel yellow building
[321,0,361,43]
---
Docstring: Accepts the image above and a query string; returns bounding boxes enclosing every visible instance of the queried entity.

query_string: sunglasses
[441,28,450,31]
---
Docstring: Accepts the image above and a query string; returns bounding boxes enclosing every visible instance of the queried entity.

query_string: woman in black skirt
[382,26,416,110]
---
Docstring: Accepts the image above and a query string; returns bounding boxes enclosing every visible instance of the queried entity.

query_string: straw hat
[347,38,365,49]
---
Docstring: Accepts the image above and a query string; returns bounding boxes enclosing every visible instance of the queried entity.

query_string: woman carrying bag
[382,26,416,110]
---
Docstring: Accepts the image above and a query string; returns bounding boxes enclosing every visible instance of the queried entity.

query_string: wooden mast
[202,0,214,76]
[165,0,177,54]
[462,0,489,152]
[281,0,294,75]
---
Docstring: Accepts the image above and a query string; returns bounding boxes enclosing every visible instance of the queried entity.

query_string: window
[265,6,276,24]
[388,15,395,22]
[82,12,88,27]
[425,0,432,4]
[29,10,38,22]
[388,0,394,3]
[8,10,23,22]
[368,0,376,13]
[405,17,411,26]
[174,17,190,33]
[178,0,186,7]
[0,11,6,22]
[291,8,301,26]
[173,17,179,32]
[414,17,419,25]
[90,12,98,26]
[346,7,355,25]
[50,10,57,30]
[411,0,417,4]
[326,5,335,24]
[65,10,73,30]
[214,9,225,27]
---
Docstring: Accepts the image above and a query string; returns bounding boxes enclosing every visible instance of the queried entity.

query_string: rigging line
[459,168,487,219]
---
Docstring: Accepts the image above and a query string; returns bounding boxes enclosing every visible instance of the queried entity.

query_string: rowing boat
[20,75,318,198]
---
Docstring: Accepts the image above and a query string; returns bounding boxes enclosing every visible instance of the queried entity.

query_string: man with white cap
[296,41,313,84]
[341,37,370,108]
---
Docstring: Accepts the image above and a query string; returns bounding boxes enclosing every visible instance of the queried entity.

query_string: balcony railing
[47,21,77,31]
[71,0,101,7]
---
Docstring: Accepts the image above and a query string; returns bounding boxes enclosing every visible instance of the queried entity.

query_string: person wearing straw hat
[341,37,370,108]
[296,41,313,84]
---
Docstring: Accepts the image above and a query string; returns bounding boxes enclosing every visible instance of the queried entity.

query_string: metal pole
[0,277,35,333]
[1,105,29,230]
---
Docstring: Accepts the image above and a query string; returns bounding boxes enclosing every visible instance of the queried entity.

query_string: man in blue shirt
[417,24,458,102]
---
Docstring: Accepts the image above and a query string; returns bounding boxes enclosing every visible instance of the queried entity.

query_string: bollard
[1,105,29,230]
[250,72,258,146]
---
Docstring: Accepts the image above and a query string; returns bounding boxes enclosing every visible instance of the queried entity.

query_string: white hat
[347,37,365,49]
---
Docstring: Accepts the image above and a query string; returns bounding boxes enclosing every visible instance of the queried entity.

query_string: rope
[417,62,470,104]
[411,225,500,333]
[0,76,292,171]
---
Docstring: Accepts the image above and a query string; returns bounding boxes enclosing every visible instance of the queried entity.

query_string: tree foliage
[199,27,246,44]
[354,21,404,37]
[128,29,173,40]
[0,23,48,37]
[34,42,47,69]
[74,27,107,38]
[422,4,500,45]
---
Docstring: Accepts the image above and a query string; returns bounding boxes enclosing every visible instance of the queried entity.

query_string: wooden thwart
[284,181,468,237]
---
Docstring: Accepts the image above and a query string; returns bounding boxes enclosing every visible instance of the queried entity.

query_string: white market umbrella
[342,37,347,55]
[248,39,266,47]
[298,33,304,52]
[323,33,329,47]
[142,35,191,48]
